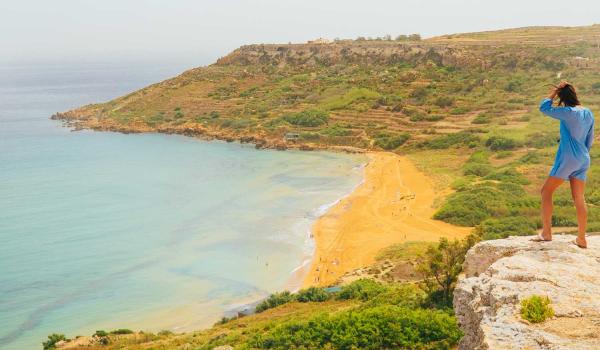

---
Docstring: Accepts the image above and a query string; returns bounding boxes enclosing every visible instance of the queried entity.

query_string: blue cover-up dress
[539,98,595,180]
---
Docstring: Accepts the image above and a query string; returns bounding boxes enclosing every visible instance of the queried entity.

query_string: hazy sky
[2,0,599,66]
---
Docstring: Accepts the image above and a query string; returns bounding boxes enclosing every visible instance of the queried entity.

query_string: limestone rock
[454,235,600,350]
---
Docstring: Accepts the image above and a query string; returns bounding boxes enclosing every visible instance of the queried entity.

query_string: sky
[2,0,599,66]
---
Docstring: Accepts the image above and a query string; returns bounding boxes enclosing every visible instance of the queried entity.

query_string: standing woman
[538,82,594,248]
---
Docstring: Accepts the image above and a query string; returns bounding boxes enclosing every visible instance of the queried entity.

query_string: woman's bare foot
[531,232,552,242]
[574,236,587,249]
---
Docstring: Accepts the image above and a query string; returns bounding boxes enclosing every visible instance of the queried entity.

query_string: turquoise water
[0,63,365,349]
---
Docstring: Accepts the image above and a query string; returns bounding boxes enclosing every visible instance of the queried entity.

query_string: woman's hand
[548,81,569,99]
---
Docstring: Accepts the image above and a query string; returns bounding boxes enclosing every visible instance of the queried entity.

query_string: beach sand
[302,152,472,287]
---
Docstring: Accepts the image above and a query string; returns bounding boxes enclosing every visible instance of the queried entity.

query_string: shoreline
[284,161,368,292]
[303,152,472,287]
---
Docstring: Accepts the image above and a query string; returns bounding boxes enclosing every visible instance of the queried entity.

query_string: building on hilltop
[307,38,332,44]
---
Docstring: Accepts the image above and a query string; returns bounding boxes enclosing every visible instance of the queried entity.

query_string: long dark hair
[557,83,580,107]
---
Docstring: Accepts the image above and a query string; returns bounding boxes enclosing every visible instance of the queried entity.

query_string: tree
[43,334,66,350]
[416,234,479,306]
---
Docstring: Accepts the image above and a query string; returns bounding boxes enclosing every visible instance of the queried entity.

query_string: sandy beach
[303,152,472,287]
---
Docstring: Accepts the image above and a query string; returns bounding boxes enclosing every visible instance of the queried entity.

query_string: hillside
[53,25,600,240]
[54,25,600,151]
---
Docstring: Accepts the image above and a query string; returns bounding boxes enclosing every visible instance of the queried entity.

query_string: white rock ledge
[454,235,600,350]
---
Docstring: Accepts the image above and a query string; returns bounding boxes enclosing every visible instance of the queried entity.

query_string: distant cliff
[454,235,600,350]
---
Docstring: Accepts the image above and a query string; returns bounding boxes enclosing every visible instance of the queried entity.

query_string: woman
[538,81,594,248]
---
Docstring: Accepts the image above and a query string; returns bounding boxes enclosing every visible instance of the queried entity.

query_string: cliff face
[216,42,485,69]
[454,235,600,350]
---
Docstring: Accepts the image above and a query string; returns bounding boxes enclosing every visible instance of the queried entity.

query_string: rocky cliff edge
[454,235,600,350]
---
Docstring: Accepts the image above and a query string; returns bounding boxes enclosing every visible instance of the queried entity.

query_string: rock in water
[454,235,600,350]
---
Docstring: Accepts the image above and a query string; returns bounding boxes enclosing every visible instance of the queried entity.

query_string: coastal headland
[303,152,471,287]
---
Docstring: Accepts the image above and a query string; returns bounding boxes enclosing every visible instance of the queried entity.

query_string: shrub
[434,96,454,108]
[520,296,554,323]
[434,183,527,226]
[519,151,542,164]
[484,167,529,185]
[410,114,444,122]
[410,87,429,99]
[417,235,478,306]
[255,291,294,313]
[282,110,329,127]
[477,217,537,240]
[472,114,491,124]
[320,123,352,136]
[94,330,108,337]
[43,334,67,350]
[463,163,493,177]
[526,132,557,149]
[250,305,462,350]
[295,287,330,302]
[146,112,165,126]
[375,133,410,150]
[485,136,520,151]
[450,107,470,115]
[337,279,388,301]
[110,329,133,335]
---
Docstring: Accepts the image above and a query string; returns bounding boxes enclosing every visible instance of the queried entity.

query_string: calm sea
[0,61,365,349]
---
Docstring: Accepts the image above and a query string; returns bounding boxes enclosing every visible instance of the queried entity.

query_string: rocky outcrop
[454,235,600,350]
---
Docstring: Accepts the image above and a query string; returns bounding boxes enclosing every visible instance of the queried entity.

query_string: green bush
[146,112,165,127]
[320,123,352,136]
[110,329,133,335]
[484,167,529,185]
[94,330,108,337]
[417,236,478,307]
[472,114,491,124]
[410,114,444,122]
[337,279,388,301]
[526,132,557,149]
[255,291,294,313]
[434,182,527,226]
[250,305,462,350]
[282,110,329,127]
[463,163,493,177]
[375,133,410,150]
[43,334,67,350]
[295,287,330,302]
[485,136,520,151]
[434,96,454,107]
[477,217,537,240]
[520,296,554,323]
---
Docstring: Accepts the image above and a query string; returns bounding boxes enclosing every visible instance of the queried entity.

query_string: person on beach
[537,82,594,248]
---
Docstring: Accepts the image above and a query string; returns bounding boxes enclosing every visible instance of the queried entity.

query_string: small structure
[307,38,332,44]
[284,133,300,142]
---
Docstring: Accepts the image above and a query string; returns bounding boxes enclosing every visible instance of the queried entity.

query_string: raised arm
[539,98,572,121]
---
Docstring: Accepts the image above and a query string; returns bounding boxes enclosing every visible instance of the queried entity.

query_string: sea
[0,60,366,350]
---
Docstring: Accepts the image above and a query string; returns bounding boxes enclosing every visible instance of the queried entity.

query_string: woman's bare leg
[541,176,564,240]
[569,177,588,248]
